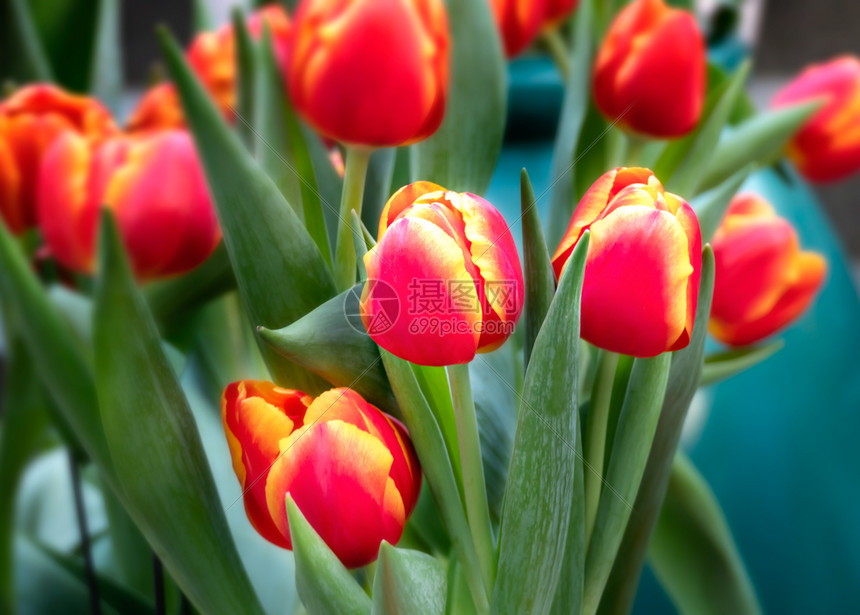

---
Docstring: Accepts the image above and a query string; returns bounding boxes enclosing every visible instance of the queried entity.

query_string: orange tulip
[709,194,827,346]
[361,182,524,366]
[127,4,291,132]
[0,84,117,234]
[552,167,701,358]
[222,381,421,568]
[593,0,705,138]
[771,55,860,183]
[287,0,449,147]
[37,129,220,279]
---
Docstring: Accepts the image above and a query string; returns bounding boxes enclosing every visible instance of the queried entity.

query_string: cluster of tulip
[1,0,858,613]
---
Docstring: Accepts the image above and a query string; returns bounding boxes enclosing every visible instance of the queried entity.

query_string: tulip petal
[362,217,481,366]
[378,180,445,237]
[266,420,401,568]
[583,206,692,357]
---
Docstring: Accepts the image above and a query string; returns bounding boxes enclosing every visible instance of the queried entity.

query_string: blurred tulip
[490,0,547,57]
[593,0,705,138]
[222,381,421,568]
[127,4,291,131]
[37,129,220,279]
[361,182,524,366]
[709,194,827,346]
[287,0,449,147]
[771,55,860,183]
[0,84,117,234]
[543,0,579,27]
[552,167,701,358]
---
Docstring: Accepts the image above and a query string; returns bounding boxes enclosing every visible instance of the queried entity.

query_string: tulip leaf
[649,453,762,615]
[657,60,751,197]
[3,0,54,81]
[597,247,716,615]
[547,0,596,249]
[691,165,754,242]
[286,496,372,615]
[699,100,821,193]
[371,542,447,615]
[549,421,585,615]
[159,28,335,393]
[362,148,397,232]
[410,0,506,194]
[232,7,258,150]
[521,168,557,366]
[699,340,784,387]
[86,0,122,111]
[493,233,589,615]
[582,351,672,615]
[93,211,264,615]
[380,350,488,613]
[411,364,462,491]
[0,220,108,475]
[258,285,398,415]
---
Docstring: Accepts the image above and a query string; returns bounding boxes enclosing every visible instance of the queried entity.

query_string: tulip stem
[68,451,101,615]
[583,350,620,545]
[334,147,372,292]
[446,363,496,594]
[541,29,570,80]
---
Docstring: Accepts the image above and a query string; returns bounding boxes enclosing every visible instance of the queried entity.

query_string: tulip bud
[771,55,860,183]
[552,167,701,358]
[361,182,524,366]
[287,0,449,147]
[593,0,705,138]
[127,5,291,132]
[222,381,421,568]
[709,194,827,346]
[490,0,548,58]
[0,84,117,234]
[37,129,221,280]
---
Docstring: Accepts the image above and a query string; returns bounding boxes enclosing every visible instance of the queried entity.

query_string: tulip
[544,0,579,27]
[222,381,422,568]
[490,0,548,57]
[287,0,449,147]
[593,0,705,138]
[0,84,117,234]
[709,194,827,346]
[37,129,220,279]
[552,167,701,358]
[361,182,524,366]
[771,55,860,183]
[127,4,291,132]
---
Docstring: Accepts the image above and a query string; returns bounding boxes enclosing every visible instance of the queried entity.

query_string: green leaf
[371,542,447,615]
[0,220,109,477]
[93,211,264,615]
[232,7,258,150]
[3,0,54,81]
[411,364,462,492]
[159,27,336,393]
[597,248,716,615]
[380,350,488,613]
[547,0,595,249]
[493,233,589,615]
[649,453,762,615]
[657,61,751,197]
[87,0,122,112]
[700,341,784,387]
[410,0,506,194]
[286,496,371,615]
[521,168,557,366]
[258,285,398,415]
[362,148,397,234]
[691,165,754,242]
[699,101,821,193]
[582,351,672,615]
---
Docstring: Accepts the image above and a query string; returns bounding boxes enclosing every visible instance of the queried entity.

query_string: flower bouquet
[1,0,857,614]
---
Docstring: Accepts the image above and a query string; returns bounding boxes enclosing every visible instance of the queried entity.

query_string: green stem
[606,128,628,169]
[583,350,619,544]
[624,135,648,167]
[334,147,372,292]
[541,28,570,80]
[446,363,495,595]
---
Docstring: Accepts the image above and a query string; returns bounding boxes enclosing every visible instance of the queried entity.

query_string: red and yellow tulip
[287,0,449,147]
[709,194,827,346]
[593,0,705,138]
[222,381,421,568]
[489,0,579,58]
[127,4,291,132]
[552,167,701,358]
[361,182,524,366]
[37,129,220,279]
[771,55,860,183]
[0,84,117,234]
